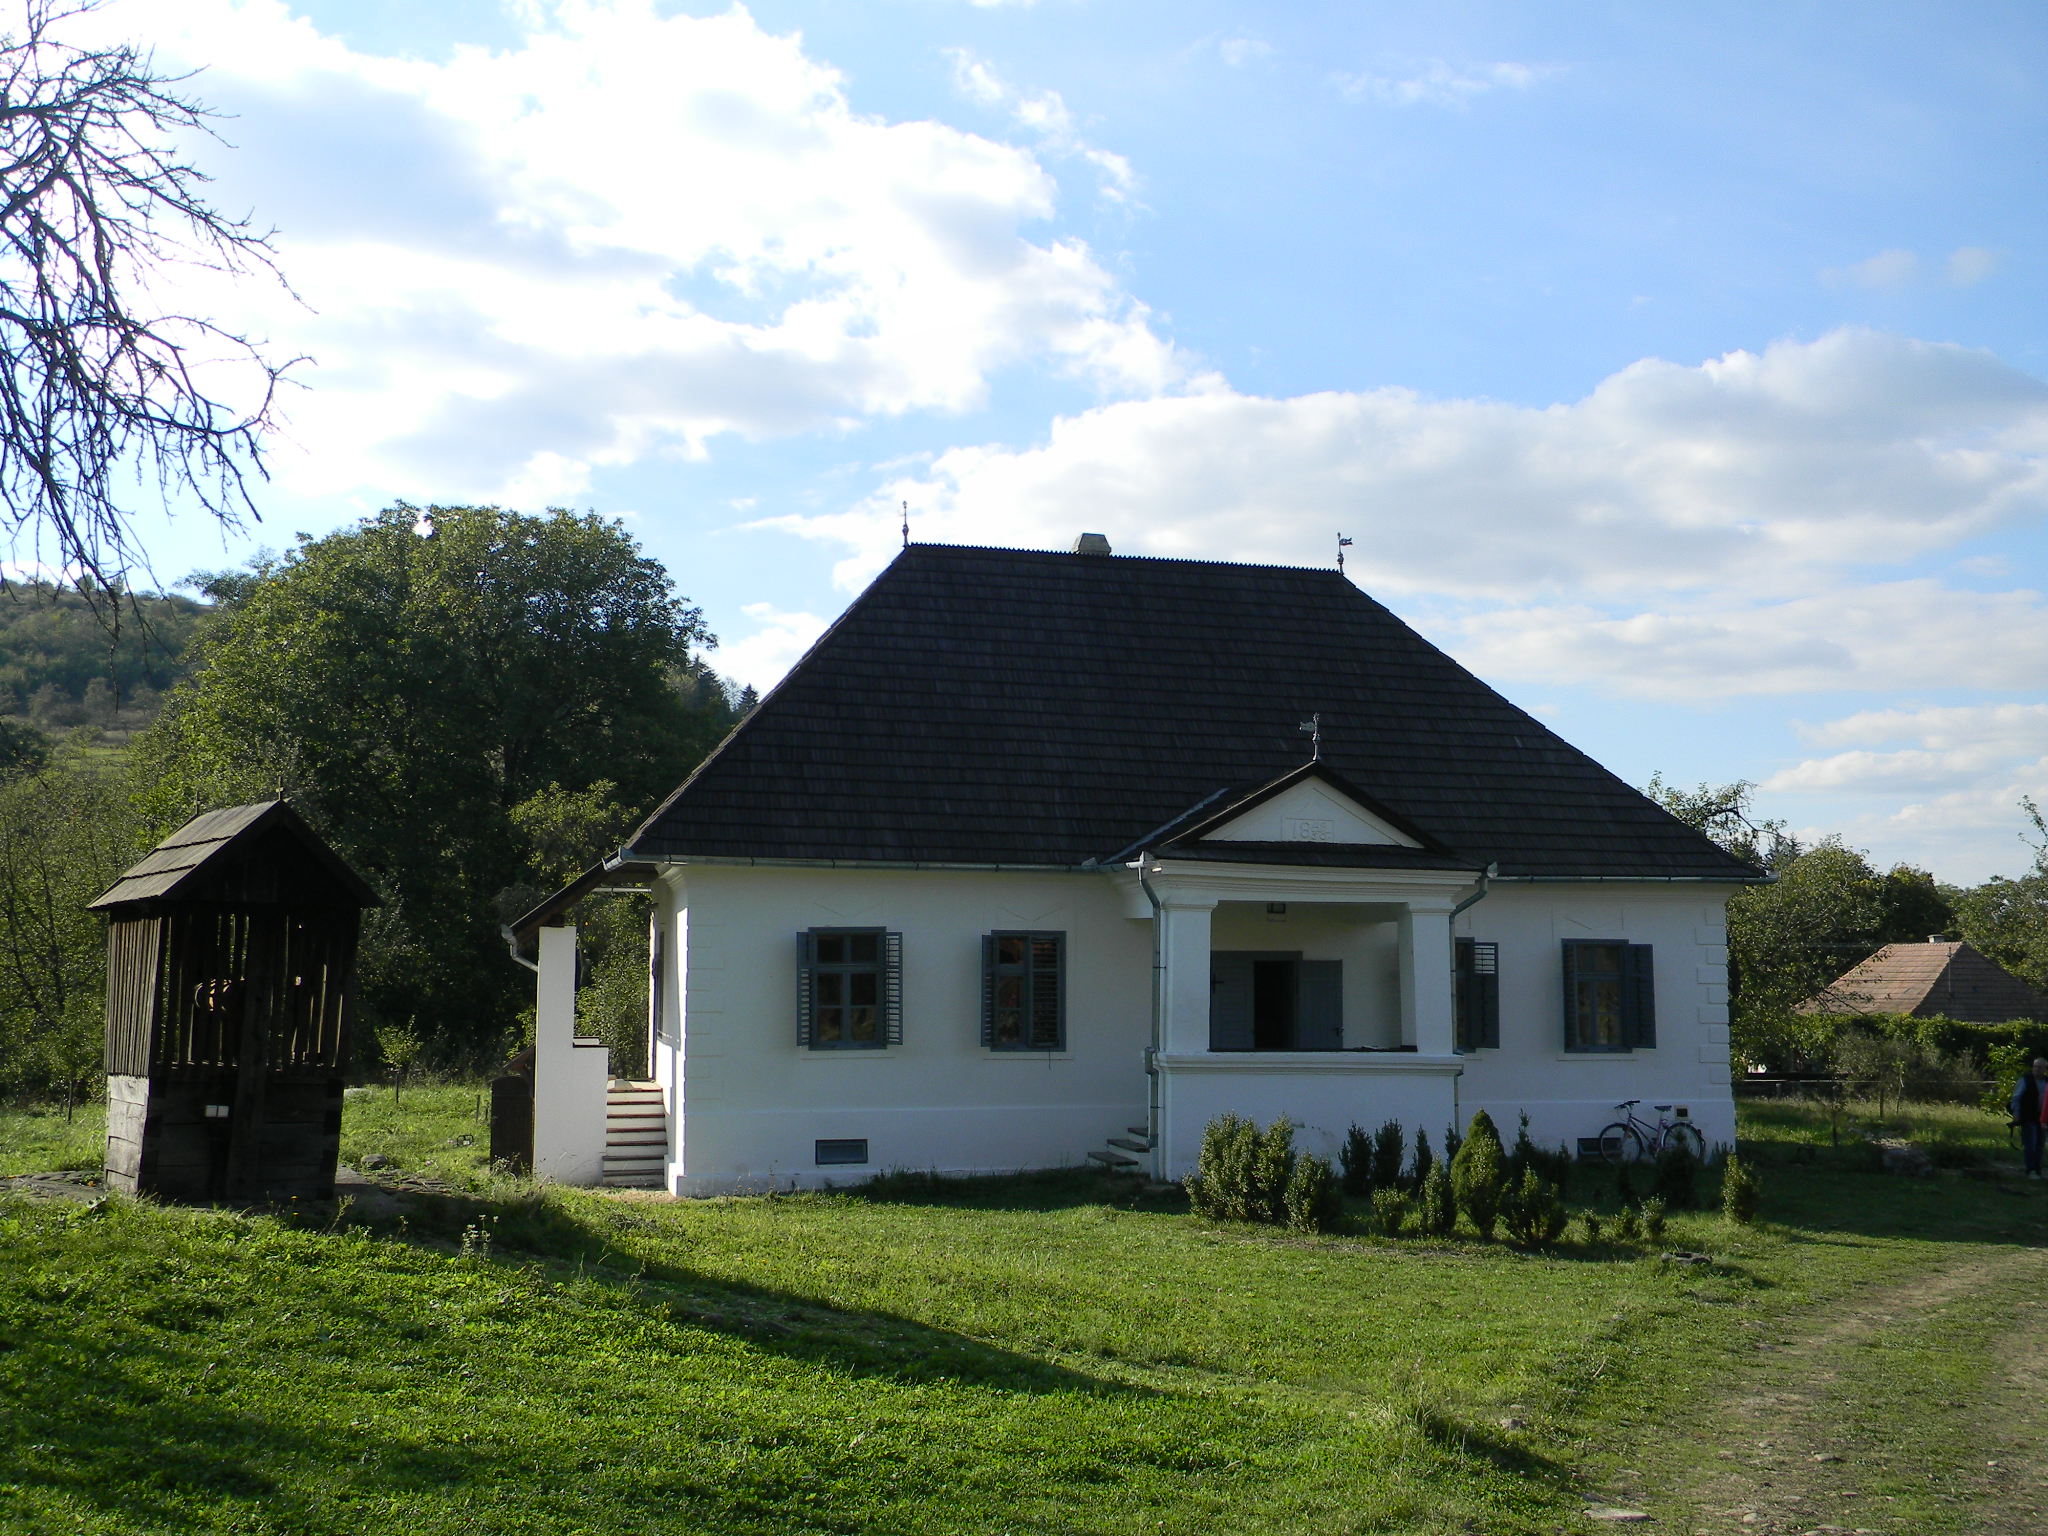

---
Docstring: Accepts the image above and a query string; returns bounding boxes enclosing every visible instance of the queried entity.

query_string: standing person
[2014,1058,2048,1178]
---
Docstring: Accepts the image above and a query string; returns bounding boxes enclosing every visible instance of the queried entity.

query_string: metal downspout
[1137,853,1165,1180]
[1443,864,1496,1127]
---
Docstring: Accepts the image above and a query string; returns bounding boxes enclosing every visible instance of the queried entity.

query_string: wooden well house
[90,800,378,1202]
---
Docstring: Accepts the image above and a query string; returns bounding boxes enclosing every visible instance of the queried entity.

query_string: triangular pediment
[1180,765,1426,849]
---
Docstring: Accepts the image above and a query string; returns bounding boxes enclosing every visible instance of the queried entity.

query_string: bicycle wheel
[1596,1123,1648,1164]
[1661,1123,1707,1162]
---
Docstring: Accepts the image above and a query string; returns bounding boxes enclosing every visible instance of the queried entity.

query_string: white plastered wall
[1452,882,1738,1153]
[652,864,1152,1195]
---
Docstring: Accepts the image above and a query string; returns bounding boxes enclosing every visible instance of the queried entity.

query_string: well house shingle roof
[1808,941,2048,1023]
[628,544,1761,881]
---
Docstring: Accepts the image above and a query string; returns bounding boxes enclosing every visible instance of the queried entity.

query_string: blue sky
[34,0,2048,882]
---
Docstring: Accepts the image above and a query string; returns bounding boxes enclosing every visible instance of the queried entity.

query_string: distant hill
[0,582,206,744]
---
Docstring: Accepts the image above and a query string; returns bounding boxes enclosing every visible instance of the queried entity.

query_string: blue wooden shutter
[883,930,903,1045]
[1624,943,1656,1048]
[980,934,996,1047]
[796,931,815,1046]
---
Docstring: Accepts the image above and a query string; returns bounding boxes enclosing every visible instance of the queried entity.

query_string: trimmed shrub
[1284,1153,1342,1234]
[1500,1168,1567,1245]
[1340,1122,1374,1197]
[1610,1204,1642,1244]
[1249,1117,1297,1224]
[1188,1114,1301,1228]
[1450,1110,1507,1240]
[1579,1210,1604,1245]
[1417,1162,1457,1236]
[1613,1158,1638,1205]
[1640,1195,1668,1244]
[1651,1141,1701,1210]
[1508,1111,1573,1198]
[1188,1113,1258,1221]
[1722,1154,1761,1225]
[1372,1120,1405,1191]
[1442,1122,1464,1165]
[1410,1126,1434,1192]
[1371,1187,1412,1237]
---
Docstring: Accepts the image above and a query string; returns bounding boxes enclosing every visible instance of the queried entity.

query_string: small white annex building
[511,539,1760,1193]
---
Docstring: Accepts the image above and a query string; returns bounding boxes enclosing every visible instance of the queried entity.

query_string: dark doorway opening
[1252,960,1295,1049]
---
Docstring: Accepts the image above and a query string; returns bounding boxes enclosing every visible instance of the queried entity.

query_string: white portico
[1116,855,1478,1180]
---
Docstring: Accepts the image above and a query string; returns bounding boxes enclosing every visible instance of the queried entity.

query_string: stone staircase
[602,1080,667,1189]
[1086,1124,1154,1175]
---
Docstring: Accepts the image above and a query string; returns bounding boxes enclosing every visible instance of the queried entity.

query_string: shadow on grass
[847,1164,1188,1214]
[308,1177,1140,1398]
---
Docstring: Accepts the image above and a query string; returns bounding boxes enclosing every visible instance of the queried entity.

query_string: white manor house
[512,538,1759,1193]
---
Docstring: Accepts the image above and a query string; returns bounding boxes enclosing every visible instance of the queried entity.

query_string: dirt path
[1592,1245,2048,1535]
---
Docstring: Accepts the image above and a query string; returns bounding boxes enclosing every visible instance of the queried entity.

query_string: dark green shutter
[980,934,996,1047]
[882,930,903,1045]
[1028,934,1064,1050]
[796,931,816,1046]
[1470,941,1499,1049]
[1624,943,1655,1048]
[1560,940,1581,1051]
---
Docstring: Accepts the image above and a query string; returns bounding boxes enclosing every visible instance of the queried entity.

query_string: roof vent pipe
[1072,533,1112,555]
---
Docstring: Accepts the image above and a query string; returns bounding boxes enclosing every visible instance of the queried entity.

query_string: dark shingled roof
[627,544,1762,881]
[90,800,379,911]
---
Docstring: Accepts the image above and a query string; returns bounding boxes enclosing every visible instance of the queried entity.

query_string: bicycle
[1596,1099,1706,1164]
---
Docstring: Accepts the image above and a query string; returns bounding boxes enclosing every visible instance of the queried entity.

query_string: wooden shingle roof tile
[628,544,1762,880]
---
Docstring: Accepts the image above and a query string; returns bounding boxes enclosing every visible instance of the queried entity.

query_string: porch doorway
[1210,951,1342,1050]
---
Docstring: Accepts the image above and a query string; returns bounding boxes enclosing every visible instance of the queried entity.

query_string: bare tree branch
[0,0,299,594]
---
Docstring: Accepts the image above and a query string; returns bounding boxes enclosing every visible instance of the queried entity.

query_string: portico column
[1156,899,1216,1055]
[1399,901,1457,1057]
[533,922,609,1184]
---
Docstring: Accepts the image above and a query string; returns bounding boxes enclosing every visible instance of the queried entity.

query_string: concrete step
[1107,1135,1152,1153]
[1127,1126,1151,1138]
[1087,1148,1141,1170]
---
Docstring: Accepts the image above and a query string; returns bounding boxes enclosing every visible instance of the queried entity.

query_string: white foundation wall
[1155,1056,1460,1179]
[656,865,1152,1194]
[1452,882,1738,1154]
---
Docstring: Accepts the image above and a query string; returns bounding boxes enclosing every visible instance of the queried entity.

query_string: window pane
[850,973,879,1006]
[997,935,1026,965]
[996,976,1023,1009]
[995,1008,1022,1044]
[818,973,845,1005]
[1579,943,1623,976]
[1576,978,1623,1048]
[816,933,845,964]
[848,1006,877,1041]
[817,1007,844,1042]
[848,933,879,965]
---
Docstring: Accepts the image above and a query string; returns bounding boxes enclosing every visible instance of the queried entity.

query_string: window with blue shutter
[982,931,1065,1050]
[798,928,901,1049]
[1455,938,1499,1051]
[1562,939,1653,1051]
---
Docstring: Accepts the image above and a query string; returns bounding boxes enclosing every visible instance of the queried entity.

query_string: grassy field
[0,1091,2041,1534]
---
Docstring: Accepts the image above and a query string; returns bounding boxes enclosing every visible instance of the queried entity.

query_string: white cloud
[1452,581,2048,700]
[945,48,1137,204]
[763,330,2048,602]
[1947,246,2002,286]
[716,602,831,690]
[1217,37,1273,68]
[1749,704,2048,881]
[1823,248,1921,290]
[1337,60,1551,108]
[102,0,1178,507]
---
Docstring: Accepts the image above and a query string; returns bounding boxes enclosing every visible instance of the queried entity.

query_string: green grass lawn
[0,1091,2041,1534]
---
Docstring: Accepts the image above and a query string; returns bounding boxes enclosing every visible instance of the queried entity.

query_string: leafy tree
[1950,798,2048,992]
[1643,774,1800,871]
[0,754,140,1101]
[1721,839,1956,1071]
[137,505,735,1057]
[0,1,295,586]
[0,718,48,778]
